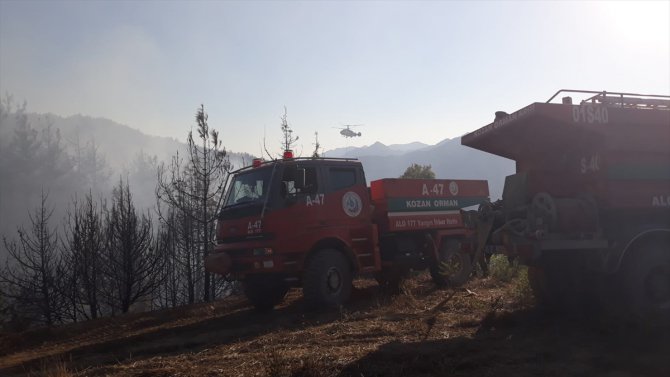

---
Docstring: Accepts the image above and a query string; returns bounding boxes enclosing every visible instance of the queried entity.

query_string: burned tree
[157,105,230,302]
[103,178,162,314]
[312,132,321,158]
[154,197,198,307]
[264,107,300,159]
[0,191,65,326]
[62,191,105,320]
[153,211,181,308]
[280,106,299,153]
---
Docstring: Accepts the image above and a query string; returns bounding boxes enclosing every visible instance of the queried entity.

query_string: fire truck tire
[430,239,472,287]
[528,253,599,315]
[526,263,576,312]
[303,249,353,309]
[623,244,670,325]
[243,276,289,312]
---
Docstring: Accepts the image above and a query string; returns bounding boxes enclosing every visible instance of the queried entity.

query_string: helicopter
[333,124,363,138]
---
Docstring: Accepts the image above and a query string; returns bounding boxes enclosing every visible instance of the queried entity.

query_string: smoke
[1,23,183,141]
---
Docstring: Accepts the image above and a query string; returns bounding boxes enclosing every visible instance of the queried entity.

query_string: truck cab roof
[231,156,363,175]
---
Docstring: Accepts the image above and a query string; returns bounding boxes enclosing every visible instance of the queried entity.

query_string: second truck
[461,89,670,322]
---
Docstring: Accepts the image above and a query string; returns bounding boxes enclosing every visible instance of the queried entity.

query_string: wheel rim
[326,267,342,294]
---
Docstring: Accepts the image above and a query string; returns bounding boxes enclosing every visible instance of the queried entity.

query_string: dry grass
[1,274,668,377]
[27,358,73,377]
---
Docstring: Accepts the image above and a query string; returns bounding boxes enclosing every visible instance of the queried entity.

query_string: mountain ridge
[5,109,513,201]
[325,140,431,158]
[324,138,513,199]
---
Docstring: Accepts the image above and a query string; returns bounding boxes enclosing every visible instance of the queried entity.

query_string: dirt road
[1,276,669,376]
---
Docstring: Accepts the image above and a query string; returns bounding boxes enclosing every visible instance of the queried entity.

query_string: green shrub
[512,267,534,306]
[489,254,521,282]
[488,254,534,305]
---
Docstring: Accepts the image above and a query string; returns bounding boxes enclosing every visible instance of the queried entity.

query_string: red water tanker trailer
[205,153,489,310]
[461,89,670,322]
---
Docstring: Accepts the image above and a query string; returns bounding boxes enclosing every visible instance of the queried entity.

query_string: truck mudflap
[204,252,232,275]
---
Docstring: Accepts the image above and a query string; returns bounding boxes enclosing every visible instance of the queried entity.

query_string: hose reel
[528,192,599,234]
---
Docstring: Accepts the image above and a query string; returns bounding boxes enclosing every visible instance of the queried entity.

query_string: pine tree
[157,105,230,302]
[103,178,162,314]
[0,191,65,326]
[62,191,105,319]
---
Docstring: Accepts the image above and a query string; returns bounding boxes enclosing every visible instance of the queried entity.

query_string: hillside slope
[1,276,668,377]
[22,113,253,171]
[0,109,254,248]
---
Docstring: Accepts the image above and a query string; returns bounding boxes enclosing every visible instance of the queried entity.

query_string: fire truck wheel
[623,244,670,325]
[303,249,353,309]
[526,263,575,312]
[243,276,289,312]
[528,253,600,316]
[430,239,472,287]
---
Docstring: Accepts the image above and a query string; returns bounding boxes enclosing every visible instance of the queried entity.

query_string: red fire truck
[205,151,489,310]
[462,90,670,322]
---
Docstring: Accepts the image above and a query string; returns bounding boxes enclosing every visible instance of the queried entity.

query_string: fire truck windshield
[224,167,273,207]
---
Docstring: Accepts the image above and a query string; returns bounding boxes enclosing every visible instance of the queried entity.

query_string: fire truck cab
[208,156,379,310]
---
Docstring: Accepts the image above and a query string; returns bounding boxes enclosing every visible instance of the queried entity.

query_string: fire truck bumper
[204,252,232,275]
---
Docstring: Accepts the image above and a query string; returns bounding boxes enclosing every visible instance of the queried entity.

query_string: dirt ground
[1,275,669,377]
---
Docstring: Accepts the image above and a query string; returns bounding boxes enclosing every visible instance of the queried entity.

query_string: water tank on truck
[461,89,670,323]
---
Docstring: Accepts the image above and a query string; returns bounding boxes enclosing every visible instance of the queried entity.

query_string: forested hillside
[0,99,253,328]
[0,99,253,237]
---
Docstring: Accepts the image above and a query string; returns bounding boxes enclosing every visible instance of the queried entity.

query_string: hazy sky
[1,0,668,155]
